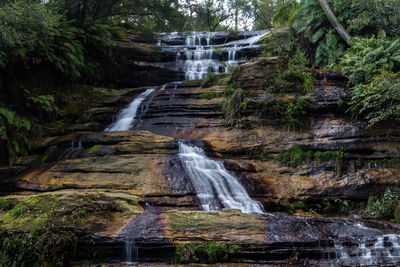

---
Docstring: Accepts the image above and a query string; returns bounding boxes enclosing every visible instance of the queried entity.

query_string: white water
[105,31,267,132]
[336,234,400,266]
[105,88,155,132]
[178,142,264,214]
[124,240,138,263]
[161,31,268,80]
[60,139,83,160]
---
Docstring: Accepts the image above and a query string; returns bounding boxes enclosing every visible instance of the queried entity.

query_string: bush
[267,54,314,94]
[337,33,400,85]
[276,146,312,168]
[0,228,78,266]
[347,71,400,127]
[367,188,400,221]
[258,95,316,131]
[276,146,347,173]
[0,108,31,165]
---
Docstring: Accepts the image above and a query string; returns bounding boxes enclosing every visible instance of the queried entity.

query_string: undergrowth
[276,146,347,175]
[174,242,241,264]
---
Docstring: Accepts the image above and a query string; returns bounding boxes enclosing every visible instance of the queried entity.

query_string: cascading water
[178,141,264,214]
[335,234,400,266]
[160,30,268,80]
[105,88,155,132]
[59,138,83,160]
[105,31,267,132]
[124,240,138,263]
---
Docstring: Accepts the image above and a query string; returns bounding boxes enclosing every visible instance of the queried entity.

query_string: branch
[317,0,352,44]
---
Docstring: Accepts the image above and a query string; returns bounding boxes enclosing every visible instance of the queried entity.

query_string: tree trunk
[235,7,238,31]
[317,0,352,44]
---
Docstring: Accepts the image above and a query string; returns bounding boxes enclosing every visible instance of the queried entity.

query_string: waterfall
[159,30,268,81]
[334,234,400,266]
[124,240,138,263]
[178,142,264,214]
[59,138,83,160]
[105,88,155,132]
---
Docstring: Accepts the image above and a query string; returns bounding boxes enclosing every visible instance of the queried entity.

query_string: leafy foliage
[367,188,400,222]
[337,34,400,85]
[276,146,347,175]
[0,229,77,266]
[264,52,314,94]
[272,0,300,26]
[0,1,84,79]
[174,242,241,264]
[289,0,400,68]
[276,146,313,168]
[347,71,400,127]
[291,0,348,67]
[0,108,31,165]
[258,95,316,131]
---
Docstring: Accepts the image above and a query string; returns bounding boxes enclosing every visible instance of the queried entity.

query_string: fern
[348,71,400,127]
[290,0,400,68]
[0,108,31,165]
[337,34,400,85]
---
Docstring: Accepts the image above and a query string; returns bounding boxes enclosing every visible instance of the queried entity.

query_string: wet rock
[0,190,143,235]
[165,209,265,244]
[231,57,279,90]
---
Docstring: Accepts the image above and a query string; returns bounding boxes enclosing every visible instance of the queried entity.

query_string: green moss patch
[0,191,143,232]
[83,145,102,156]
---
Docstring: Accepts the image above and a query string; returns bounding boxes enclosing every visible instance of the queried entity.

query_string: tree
[192,0,230,32]
[317,0,351,44]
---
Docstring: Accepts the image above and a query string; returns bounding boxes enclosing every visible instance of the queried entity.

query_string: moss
[174,242,241,264]
[0,191,143,231]
[221,85,246,127]
[202,73,230,88]
[83,145,102,156]
[264,52,314,94]
[199,91,222,100]
[260,27,290,57]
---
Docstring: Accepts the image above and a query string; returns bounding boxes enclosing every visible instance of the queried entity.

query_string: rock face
[2,49,400,265]
[116,30,267,87]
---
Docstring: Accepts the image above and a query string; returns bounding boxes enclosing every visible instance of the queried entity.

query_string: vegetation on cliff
[2,0,400,264]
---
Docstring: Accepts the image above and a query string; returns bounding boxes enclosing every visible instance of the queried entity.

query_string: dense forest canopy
[1,0,400,165]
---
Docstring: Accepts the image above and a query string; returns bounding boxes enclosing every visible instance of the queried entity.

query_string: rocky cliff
[1,35,400,266]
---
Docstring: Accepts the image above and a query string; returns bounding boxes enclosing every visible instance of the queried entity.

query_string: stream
[96,31,400,266]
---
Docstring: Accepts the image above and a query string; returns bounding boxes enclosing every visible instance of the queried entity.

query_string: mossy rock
[0,190,143,232]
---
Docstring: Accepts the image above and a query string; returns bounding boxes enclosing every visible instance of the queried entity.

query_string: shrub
[276,146,312,168]
[337,33,400,85]
[0,108,31,165]
[0,228,78,266]
[276,146,347,173]
[258,95,316,131]
[347,71,400,127]
[367,188,400,221]
[321,197,350,215]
